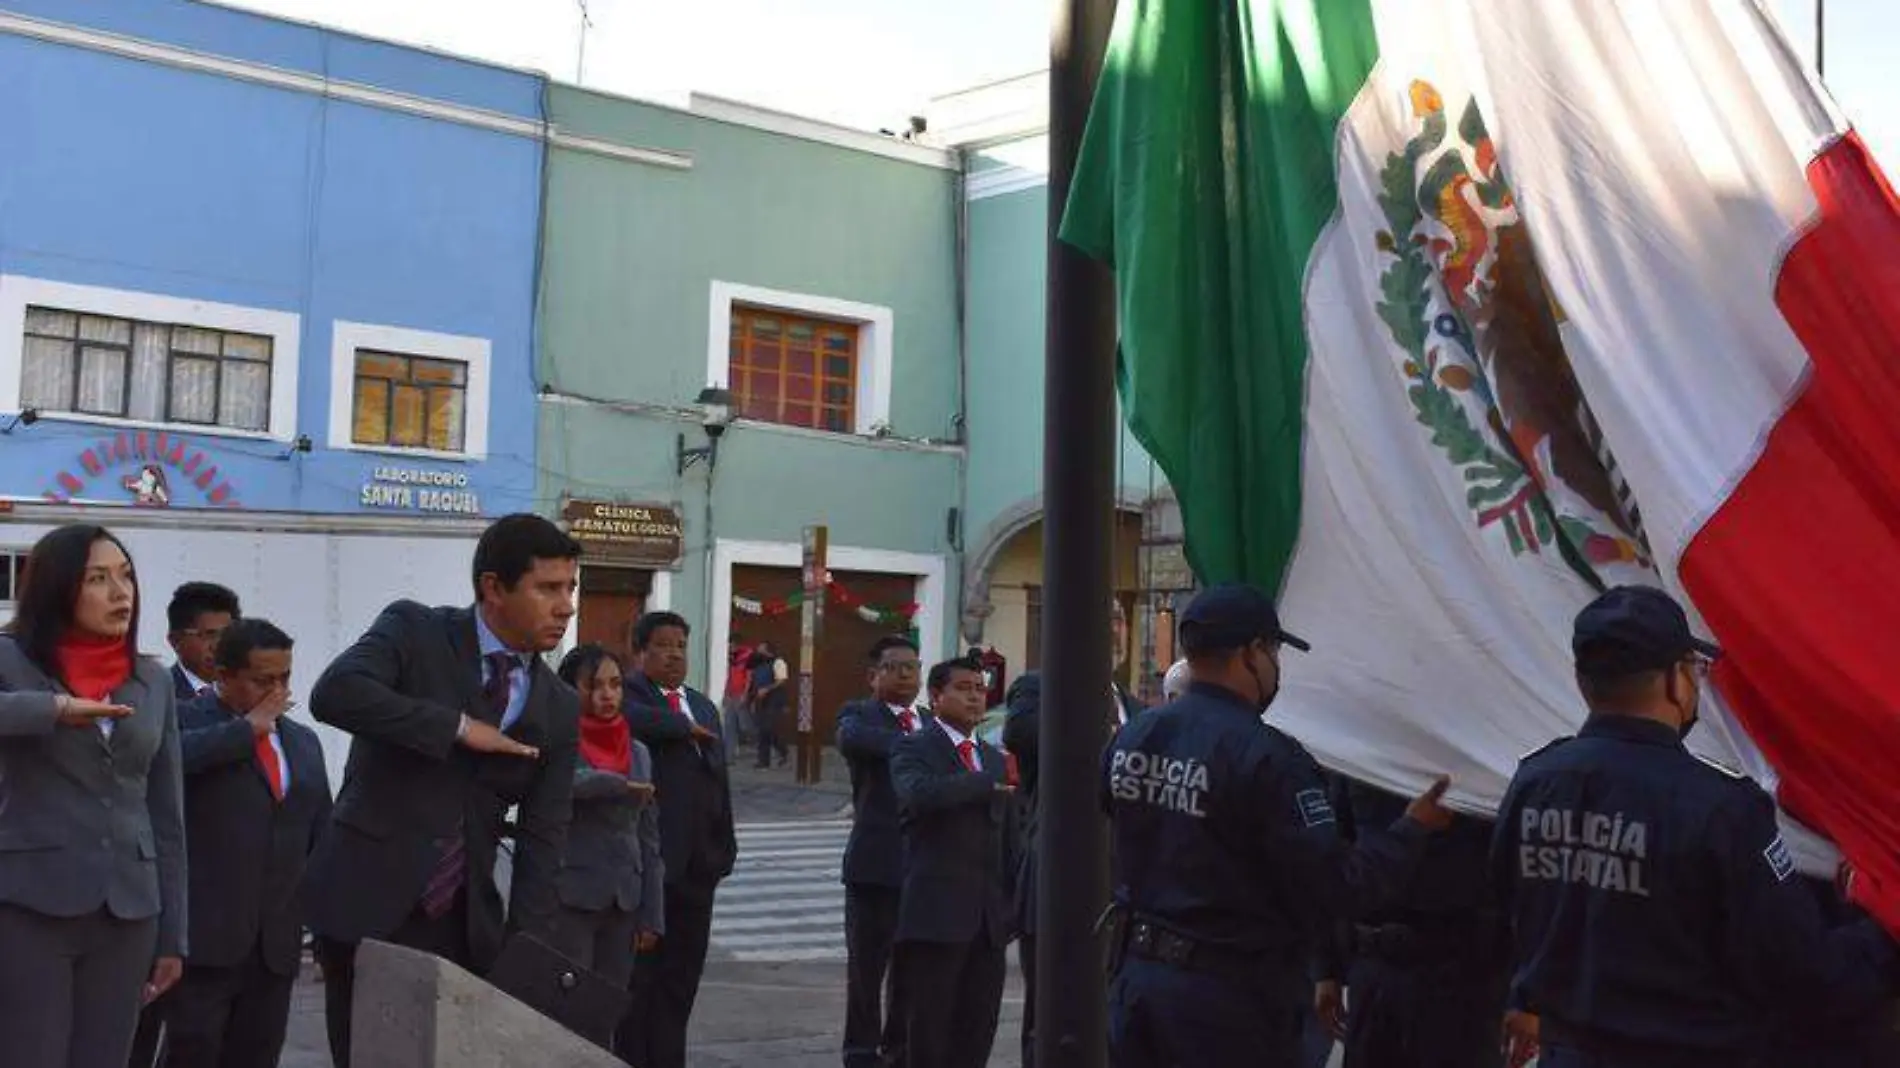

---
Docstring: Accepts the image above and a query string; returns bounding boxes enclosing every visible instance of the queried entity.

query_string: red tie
[956,739,978,772]
[255,732,285,801]
[667,689,689,722]
[897,708,917,733]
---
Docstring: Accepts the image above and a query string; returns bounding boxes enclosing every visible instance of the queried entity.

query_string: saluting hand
[54,695,134,727]
[1404,775,1455,832]
[459,717,540,760]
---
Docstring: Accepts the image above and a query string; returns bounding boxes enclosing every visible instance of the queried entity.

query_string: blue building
[0,0,547,776]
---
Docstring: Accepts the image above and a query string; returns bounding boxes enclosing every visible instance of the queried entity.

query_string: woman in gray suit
[0,524,187,1068]
[553,644,664,994]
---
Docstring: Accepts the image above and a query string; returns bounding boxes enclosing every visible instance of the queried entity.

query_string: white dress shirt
[937,718,982,771]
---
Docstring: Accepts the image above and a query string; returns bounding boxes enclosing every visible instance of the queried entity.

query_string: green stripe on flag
[1061,0,1379,591]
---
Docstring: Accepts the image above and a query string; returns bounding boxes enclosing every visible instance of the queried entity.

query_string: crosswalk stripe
[709,817,854,963]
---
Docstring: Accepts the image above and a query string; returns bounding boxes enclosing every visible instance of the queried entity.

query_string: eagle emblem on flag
[1373,80,1651,583]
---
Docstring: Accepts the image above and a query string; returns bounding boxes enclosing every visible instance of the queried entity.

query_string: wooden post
[796,525,828,784]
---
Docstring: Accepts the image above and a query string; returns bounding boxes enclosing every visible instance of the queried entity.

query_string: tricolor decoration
[732,578,920,629]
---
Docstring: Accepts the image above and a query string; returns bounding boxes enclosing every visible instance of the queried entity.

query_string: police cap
[1178,583,1310,655]
[1573,585,1722,677]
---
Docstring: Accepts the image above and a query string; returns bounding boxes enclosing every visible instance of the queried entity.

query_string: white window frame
[327,320,492,462]
[0,547,27,617]
[0,276,300,441]
[707,281,894,436]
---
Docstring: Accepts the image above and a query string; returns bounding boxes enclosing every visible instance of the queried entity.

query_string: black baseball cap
[1573,586,1722,677]
[1178,584,1310,655]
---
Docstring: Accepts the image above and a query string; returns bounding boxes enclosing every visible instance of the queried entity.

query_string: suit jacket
[556,738,664,933]
[299,601,579,971]
[837,697,932,889]
[171,663,203,702]
[178,692,332,975]
[0,637,187,957]
[624,674,736,904]
[890,725,1017,945]
[1003,676,1139,935]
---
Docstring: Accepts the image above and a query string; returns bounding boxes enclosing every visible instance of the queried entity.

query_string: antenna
[575,0,594,84]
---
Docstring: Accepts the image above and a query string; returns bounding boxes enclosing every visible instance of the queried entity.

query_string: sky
[225,0,1893,167]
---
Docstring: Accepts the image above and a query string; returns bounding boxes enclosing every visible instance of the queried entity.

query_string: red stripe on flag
[1681,131,1900,932]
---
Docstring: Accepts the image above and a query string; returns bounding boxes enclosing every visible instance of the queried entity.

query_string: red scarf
[578,712,632,776]
[55,632,133,701]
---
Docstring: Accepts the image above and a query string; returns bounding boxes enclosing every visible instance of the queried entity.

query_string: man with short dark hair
[1492,586,1897,1067]
[837,634,929,1068]
[620,610,736,1068]
[301,513,582,1068]
[165,583,240,702]
[167,619,330,1068]
[891,656,1017,1068]
[751,640,791,768]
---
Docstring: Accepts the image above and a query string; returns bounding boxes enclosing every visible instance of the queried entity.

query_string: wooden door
[578,565,652,666]
[729,564,918,744]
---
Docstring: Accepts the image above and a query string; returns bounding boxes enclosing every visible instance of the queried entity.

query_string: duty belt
[1118,915,1260,984]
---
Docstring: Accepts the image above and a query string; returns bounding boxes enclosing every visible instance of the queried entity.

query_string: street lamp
[676,386,736,476]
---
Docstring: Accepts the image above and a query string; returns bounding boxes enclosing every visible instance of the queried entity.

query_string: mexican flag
[1063,0,1900,929]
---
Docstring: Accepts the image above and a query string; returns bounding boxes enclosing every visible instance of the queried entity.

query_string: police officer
[1103,584,1457,1068]
[1314,778,1507,1068]
[1492,585,1898,1067]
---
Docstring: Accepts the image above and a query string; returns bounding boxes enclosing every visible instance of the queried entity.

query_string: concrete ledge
[351,940,622,1068]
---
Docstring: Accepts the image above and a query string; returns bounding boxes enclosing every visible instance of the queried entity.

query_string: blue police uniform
[1319,781,1506,1068]
[1101,588,1451,1067]
[1493,586,1897,1068]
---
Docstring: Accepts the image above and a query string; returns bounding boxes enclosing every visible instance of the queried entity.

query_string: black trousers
[0,905,158,1068]
[313,894,471,1068]
[162,944,295,1068]
[842,884,906,1068]
[1108,958,1302,1068]
[620,888,715,1068]
[897,933,1007,1068]
[755,701,789,767]
[1341,956,1503,1068]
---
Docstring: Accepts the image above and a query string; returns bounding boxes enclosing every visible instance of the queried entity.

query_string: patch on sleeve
[1763,835,1795,882]
[1295,787,1335,828]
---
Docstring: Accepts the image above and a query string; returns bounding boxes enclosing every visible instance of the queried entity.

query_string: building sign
[43,430,242,508]
[359,466,481,515]
[561,498,684,566]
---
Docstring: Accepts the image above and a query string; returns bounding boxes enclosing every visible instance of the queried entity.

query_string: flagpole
[1040,0,1117,1066]
[1814,0,1825,79]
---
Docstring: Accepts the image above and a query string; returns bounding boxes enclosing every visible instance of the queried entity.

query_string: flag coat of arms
[1064,0,1900,930]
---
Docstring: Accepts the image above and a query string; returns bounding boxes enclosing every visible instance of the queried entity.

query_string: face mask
[1672,665,1701,741]
[1243,644,1279,713]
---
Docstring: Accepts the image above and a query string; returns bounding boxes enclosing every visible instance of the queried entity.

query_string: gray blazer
[0,636,188,957]
[556,738,664,933]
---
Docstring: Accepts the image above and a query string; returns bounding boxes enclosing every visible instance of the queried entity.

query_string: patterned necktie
[897,708,917,733]
[254,732,285,802]
[421,650,515,918]
[956,739,978,773]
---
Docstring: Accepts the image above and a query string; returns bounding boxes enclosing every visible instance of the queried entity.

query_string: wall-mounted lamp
[676,386,736,476]
[276,434,313,460]
[1,407,40,434]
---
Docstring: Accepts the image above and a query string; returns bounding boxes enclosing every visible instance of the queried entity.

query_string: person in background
[836,634,930,1068]
[1161,658,1190,701]
[891,656,1018,1068]
[165,581,240,701]
[722,637,756,749]
[620,611,736,1068]
[300,514,582,1068]
[551,643,663,1033]
[750,640,790,769]
[0,524,186,1068]
[166,618,331,1068]
[1313,778,1506,1068]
